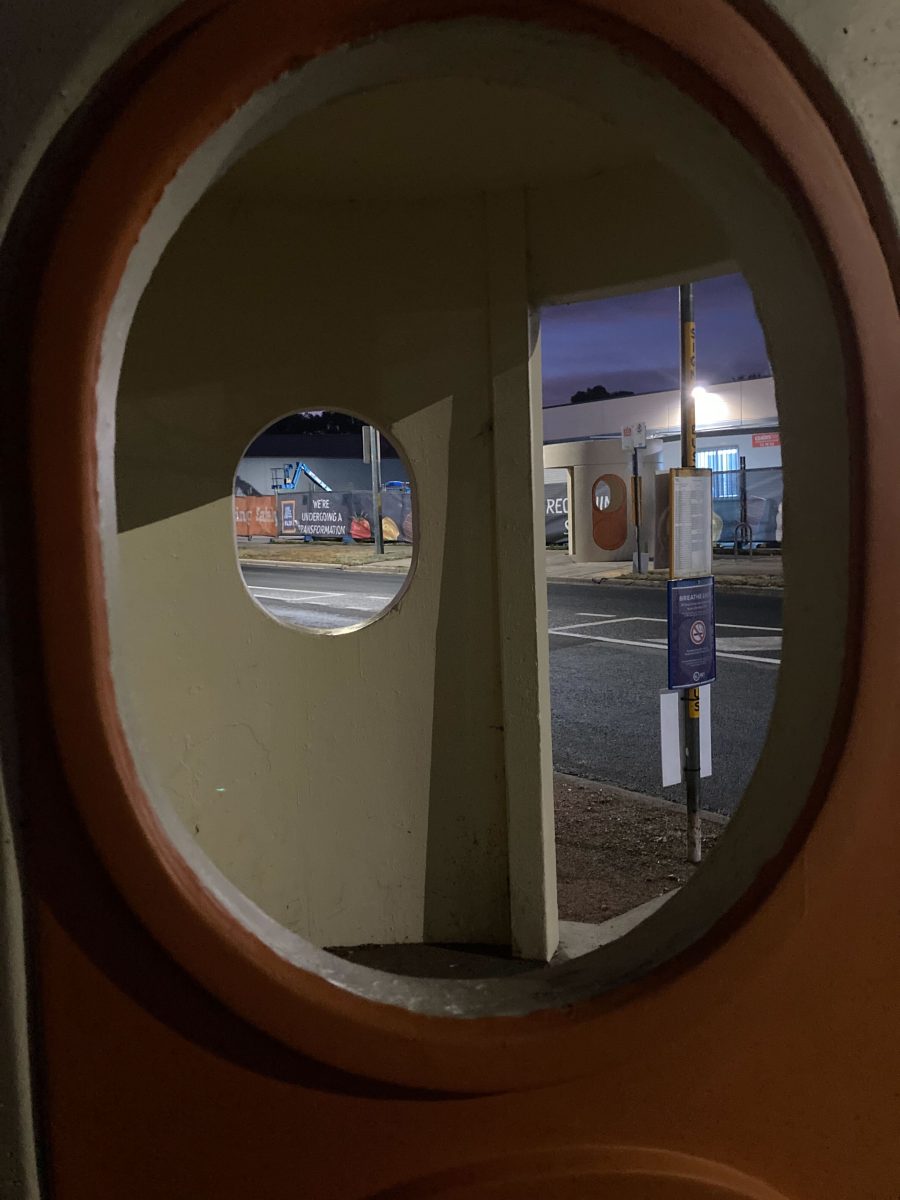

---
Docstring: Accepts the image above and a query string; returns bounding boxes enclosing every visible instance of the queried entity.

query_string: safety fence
[236,468,782,547]
[235,488,413,542]
[711,466,783,546]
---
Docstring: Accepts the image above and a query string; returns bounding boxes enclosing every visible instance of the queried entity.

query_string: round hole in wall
[234,410,415,633]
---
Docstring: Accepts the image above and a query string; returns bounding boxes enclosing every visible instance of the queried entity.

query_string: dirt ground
[330,778,726,977]
[554,774,725,924]
[238,541,412,567]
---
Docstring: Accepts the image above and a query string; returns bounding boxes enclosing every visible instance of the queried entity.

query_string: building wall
[545,430,782,481]
[659,431,783,471]
[543,378,779,454]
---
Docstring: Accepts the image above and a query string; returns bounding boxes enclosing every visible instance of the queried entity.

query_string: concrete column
[486,190,558,962]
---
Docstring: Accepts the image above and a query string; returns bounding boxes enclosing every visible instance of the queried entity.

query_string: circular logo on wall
[690,620,707,646]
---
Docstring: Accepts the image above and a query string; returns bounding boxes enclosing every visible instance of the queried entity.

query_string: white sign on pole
[660,690,682,787]
[621,421,647,451]
[669,468,713,579]
[660,683,712,786]
[699,682,712,778]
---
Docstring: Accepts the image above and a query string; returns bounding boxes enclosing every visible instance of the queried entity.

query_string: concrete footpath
[238,544,783,589]
[545,549,783,590]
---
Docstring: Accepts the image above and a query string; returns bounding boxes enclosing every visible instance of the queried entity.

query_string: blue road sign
[667,576,716,690]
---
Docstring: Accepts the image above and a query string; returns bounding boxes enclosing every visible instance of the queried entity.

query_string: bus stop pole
[371,426,384,555]
[679,282,702,863]
[632,447,643,573]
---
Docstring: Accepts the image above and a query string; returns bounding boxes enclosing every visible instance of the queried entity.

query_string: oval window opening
[234,410,414,632]
[593,480,611,511]
[101,17,848,1018]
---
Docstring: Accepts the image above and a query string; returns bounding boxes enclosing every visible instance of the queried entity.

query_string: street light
[692,385,727,425]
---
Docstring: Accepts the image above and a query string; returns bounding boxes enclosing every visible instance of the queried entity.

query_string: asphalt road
[240,561,405,629]
[241,563,780,815]
[548,581,780,816]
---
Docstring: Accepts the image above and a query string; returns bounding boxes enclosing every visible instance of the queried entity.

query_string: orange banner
[234,496,277,538]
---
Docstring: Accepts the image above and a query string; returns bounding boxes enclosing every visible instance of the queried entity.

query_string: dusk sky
[541,273,771,407]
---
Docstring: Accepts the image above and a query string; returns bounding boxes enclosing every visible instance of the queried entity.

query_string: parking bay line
[575,613,782,633]
[549,627,781,666]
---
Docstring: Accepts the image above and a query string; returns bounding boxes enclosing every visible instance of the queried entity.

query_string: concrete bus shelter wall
[0,3,897,1197]
[116,184,522,953]
[97,10,853,992]
[111,62,730,953]
[6,1,860,1001]
[32,10,850,1029]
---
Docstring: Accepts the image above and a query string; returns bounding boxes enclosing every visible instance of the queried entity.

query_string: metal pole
[632,447,642,573]
[371,426,384,555]
[679,282,702,864]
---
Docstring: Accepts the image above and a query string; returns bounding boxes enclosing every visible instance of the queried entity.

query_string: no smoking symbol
[690,620,707,646]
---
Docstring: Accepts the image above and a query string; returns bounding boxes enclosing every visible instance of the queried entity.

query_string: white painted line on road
[550,629,668,650]
[550,628,780,665]
[713,622,782,632]
[716,636,782,652]
[551,616,629,631]
[576,613,782,632]
[249,587,393,611]
[249,587,342,598]
[643,636,780,663]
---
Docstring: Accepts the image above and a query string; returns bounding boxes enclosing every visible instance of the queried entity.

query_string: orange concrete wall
[1,2,899,1199]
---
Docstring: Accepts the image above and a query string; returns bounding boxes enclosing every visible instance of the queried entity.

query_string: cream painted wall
[527,163,732,304]
[116,191,515,949]
[769,0,900,219]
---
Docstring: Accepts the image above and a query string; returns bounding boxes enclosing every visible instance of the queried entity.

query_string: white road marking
[550,628,780,666]
[716,636,782,652]
[249,586,393,611]
[552,616,630,631]
[576,613,782,632]
[250,587,342,599]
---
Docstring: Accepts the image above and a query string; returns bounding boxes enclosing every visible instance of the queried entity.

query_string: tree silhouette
[569,384,635,404]
[265,410,364,436]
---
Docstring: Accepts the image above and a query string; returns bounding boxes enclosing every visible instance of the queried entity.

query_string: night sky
[541,273,771,406]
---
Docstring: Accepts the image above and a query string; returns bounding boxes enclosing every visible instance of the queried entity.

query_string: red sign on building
[752,432,781,448]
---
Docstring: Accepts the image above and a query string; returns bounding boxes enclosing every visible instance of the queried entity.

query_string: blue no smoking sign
[667,576,716,690]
